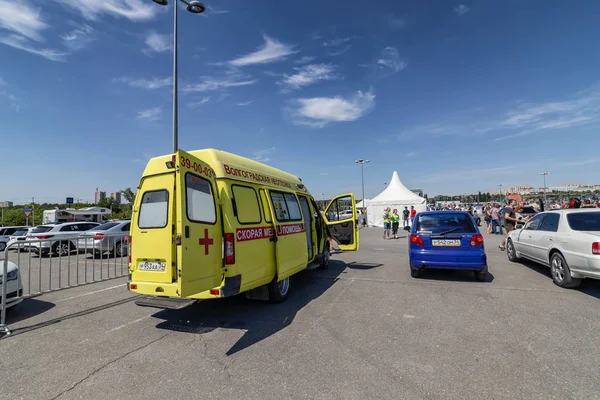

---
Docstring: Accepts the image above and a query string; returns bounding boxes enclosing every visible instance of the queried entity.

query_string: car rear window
[567,212,600,231]
[416,213,477,234]
[32,226,53,233]
[138,190,169,229]
[95,222,119,231]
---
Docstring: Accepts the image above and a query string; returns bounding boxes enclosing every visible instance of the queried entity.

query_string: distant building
[94,188,106,204]
[0,201,13,208]
[111,192,122,203]
[410,188,424,197]
[508,185,534,195]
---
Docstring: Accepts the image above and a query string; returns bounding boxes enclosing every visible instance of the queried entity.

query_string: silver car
[76,220,130,257]
[506,209,600,288]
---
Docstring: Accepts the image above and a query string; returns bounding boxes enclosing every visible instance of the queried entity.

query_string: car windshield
[93,222,119,231]
[11,230,27,236]
[32,226,53,233]
[416,213,477,234]
[566,212,600,231]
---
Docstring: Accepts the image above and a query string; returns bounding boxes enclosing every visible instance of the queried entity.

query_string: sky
[1,0,600,204]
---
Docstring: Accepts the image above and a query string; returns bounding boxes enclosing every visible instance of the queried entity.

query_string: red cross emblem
[199,228,214,255]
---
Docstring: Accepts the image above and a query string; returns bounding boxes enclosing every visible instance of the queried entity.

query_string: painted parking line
[105,315,152,333]
[55,283,127,303]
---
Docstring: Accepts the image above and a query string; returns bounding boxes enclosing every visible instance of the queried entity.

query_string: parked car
[76,220,130,257]
[4,227,35,252]
[0,226,29,251]
[0,260,23,308]
[409,211,488,281]
[506,209,600,288]
[26,222,100,257]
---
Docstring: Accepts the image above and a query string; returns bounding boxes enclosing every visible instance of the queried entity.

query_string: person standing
[402,206,410,228]
[391,209,400,239]
[382,208,391,239]
[500,199,520,250]
[410,206,417,227]
[484,204,492,234]
[490,204,501,235]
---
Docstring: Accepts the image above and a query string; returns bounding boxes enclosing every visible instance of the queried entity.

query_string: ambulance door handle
[185,226,190,238]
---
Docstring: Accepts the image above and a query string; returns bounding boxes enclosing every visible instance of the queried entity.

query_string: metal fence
[1,233,129,335]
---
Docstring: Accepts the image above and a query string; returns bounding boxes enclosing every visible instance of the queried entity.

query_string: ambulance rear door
[176,150,223,297]
[324,193,359,251]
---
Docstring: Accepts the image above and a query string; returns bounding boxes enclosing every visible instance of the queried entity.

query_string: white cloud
[0,77,6,86]
[237,100,254,106]
[205,5,229,15]
[0,0,49,41]
[182,76,257,92]
[371,46,407,76]
[295,56,315,64]
[61,24,95,51]
[115,77,172,89]
[228,34,296,66]
[189,97,210,109]
[328,45,352,56]
[144,31,171,54]
[137,106,162,121]
[454,5,470,16]
[0,34,67,62]
[252,147,276,162]
[322,37,354,47]
[278,64,339,92]
[291,90,375,128]
[55,0,157,21]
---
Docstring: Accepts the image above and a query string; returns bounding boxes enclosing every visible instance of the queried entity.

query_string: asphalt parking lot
[1,227,600,400]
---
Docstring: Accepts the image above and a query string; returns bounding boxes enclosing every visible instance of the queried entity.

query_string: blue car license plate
[432,239,461,247]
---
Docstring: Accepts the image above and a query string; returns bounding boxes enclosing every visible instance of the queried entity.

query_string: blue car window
[416,213,477,234]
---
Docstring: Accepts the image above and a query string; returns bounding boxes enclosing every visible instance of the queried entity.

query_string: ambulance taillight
[225,233,235,264]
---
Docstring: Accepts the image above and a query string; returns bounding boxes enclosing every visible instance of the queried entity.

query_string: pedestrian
[484,204,492,234]
[382,207,392,239]
[490,203,502,235]
[500,199,520,251]
[402,206,410,228]
[410,205,417,227]
[391,209,400,239]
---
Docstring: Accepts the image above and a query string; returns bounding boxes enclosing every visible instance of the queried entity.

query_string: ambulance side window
[185,173,216,224]
[269,191,302,222]
[232,185,262,225]
[259,190,272,223]
[138,190,169,229]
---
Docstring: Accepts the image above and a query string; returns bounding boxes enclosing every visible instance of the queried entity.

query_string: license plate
[139,261,166,271]
[432,239,461,247]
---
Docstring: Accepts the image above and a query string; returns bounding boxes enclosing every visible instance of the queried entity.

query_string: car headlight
[7,269,18,281]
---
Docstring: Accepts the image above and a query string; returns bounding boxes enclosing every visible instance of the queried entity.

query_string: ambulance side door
[267,190,309,280]
[176,150,223,297]
[324,193,359,251]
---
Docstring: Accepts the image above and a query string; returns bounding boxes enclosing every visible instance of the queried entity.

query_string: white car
[0,260,23,308]
[4,227,35,252]
[26,222,100,257]
[506,209,600,288]
[0,226,30,251]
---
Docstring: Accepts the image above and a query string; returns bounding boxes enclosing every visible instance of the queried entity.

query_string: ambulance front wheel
[268,276,290,303]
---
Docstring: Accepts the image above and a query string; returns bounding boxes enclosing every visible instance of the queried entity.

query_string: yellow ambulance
[128,149,359,307]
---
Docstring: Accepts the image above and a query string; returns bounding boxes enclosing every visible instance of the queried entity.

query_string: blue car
[409,211,488,281]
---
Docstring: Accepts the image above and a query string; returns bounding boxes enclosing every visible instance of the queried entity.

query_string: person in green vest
[382,207,392,239]
[391,208,400,239]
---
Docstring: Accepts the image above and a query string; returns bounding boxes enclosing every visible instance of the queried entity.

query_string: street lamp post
[355,159,369,212]
[539,172,549,204]
[152,0,206,153]
[498,184,503,202]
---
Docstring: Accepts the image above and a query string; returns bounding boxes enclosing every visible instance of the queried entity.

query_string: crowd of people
[381,206,416,239]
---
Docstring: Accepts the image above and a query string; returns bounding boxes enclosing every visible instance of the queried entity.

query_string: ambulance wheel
[319,243,330,269]
[267,276,290,303]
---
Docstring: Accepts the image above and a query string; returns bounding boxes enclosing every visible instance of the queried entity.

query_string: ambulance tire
[267,276,290,303]
[319,243,330,269]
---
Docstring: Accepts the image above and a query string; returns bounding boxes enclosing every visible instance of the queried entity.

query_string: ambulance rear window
[186,173,216,224]
[138,190,169,229]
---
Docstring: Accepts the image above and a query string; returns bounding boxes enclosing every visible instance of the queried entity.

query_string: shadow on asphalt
[153,259,348,356]
[346,261,383,270]
[519,259,600,300]
[5,298,56,324]
[416,269,496,283]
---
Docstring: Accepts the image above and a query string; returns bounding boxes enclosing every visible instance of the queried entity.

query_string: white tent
[366,171,427,227]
